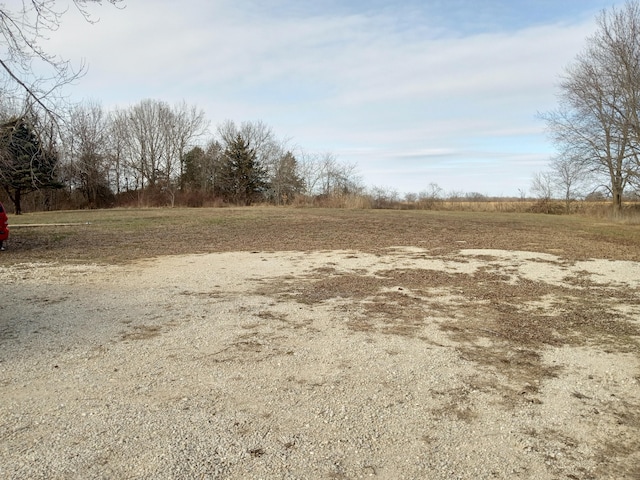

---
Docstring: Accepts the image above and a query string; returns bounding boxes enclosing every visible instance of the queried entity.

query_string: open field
[1,207,640,479]
[5,207,640,264]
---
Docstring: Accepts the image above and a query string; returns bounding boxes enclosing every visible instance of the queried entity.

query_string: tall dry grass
[4,186,640,223]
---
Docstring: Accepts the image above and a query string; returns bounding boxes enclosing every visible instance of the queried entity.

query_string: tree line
[0,99,361,213]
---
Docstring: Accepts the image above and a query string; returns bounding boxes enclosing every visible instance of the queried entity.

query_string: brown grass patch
[6,207,640,264]
[257,262,640,402]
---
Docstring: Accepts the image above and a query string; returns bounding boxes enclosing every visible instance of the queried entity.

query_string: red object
[0,202,9,241]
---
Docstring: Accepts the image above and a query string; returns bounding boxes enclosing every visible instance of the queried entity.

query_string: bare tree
[418,182,443,209]
[316,153,360,196]
[159,102,208,205]
[0,1,122,118]
[404,192,418,204]
[530,170,573,214]
[115,100,207,205]
[530,171,555,202]
[61,100,114,207]
[106,108,129,194]
[296,150,323,195]
[543,1,640,215]
[446,190,465,201]
[126,99,165,190]
[317,153,340,195]
[550,155,591,212]
[369,186,399,209]
[295,151,360,197]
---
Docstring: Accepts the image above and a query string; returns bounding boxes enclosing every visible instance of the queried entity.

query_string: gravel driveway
[2,247,639,479]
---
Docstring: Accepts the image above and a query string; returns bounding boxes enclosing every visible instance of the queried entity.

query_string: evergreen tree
[219,134,267,205]
[0,117,62,214]
[181,146,206,191]
[270,151,304,205]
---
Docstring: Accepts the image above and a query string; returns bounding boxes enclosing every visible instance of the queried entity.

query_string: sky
[45,0,619,197]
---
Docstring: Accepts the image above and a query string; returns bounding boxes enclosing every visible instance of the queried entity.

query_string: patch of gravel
[460,249,640,288]
[1,248,639,479]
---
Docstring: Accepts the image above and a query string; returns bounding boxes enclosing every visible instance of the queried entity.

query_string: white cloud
[44,0,601,195]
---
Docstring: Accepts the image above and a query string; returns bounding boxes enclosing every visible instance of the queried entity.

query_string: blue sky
[49,0,616,196]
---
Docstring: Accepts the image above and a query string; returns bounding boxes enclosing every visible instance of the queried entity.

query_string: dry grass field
[2,207,640,479]
[5,206,640,264]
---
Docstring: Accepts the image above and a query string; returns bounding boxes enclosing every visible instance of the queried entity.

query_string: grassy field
[3,206,640,265]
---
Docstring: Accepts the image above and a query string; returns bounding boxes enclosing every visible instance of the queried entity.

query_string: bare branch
[0,1,123,120]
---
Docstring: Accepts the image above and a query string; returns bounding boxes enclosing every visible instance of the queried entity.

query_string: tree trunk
[14,187,22,215]
[4,186,22,215]
[612,189,622,217]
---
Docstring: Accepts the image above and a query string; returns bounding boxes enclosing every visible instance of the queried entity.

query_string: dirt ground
[1,209,639,479]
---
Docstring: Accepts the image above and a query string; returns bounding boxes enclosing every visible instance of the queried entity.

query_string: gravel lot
[1,247,639,479]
